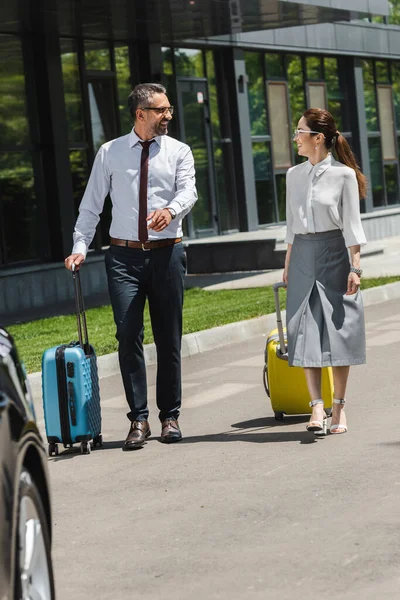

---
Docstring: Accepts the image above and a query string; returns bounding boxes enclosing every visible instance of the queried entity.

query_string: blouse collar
[306,153,333,178]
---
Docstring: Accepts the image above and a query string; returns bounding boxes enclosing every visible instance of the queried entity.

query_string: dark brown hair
[303,108,367,199]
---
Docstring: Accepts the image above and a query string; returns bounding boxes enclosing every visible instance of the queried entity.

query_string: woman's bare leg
[331,366,350,432]
[304,367,324,425]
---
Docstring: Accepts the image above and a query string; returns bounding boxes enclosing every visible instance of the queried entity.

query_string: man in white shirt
[64,83,197,450]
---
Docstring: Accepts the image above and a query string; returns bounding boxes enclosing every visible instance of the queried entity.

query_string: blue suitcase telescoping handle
[272,282,287,356]
[71,264,91,356]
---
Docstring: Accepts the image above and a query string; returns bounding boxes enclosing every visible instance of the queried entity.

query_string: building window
[61,39,85,145]
[84,40,111,70]
[0,35,42,265]
[324,57,344,131]
[377,85,396,161]
[307,82,327,110]
[115,45,133,135]
[267,82,292,170]
[362,60,400,208]
[252,142,275,225]
[245,52,267,135]
[174,48,204,77]
[245,52,275,225]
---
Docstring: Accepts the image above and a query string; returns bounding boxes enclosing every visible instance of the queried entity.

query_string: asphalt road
[37,298,400,600]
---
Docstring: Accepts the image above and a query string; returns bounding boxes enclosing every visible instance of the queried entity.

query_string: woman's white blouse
[285,154,367,248]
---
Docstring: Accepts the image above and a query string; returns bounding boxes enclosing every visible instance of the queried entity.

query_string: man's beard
[152,121,169,137]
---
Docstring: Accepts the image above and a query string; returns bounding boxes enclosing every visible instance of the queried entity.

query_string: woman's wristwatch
[350,266,363,277]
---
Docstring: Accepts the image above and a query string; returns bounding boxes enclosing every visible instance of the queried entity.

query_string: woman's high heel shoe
[306,399,327,435]
[330,398,347,434]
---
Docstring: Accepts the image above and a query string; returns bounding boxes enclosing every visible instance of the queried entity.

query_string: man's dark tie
[138,140,154,243]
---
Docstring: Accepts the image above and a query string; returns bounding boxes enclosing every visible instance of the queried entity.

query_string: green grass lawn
[8,276,400,374]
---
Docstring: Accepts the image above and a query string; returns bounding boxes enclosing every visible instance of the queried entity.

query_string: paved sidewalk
[36,298,400,600]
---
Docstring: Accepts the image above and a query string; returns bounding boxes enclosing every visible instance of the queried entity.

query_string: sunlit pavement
[38,298,400,600]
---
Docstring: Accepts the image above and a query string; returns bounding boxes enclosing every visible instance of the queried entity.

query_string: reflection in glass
[391,63,400,129]
[61,39,85,144]
[0,35,30,147]
[252,143,276,224]
[376,61,389,83]
[363,60,378,132]
[174,48,204,77]
[276,174,287,222]
[287,55,305,131]
[265,54,284,79]
[162,47,178,139]
[368,138,385,207]
[324,58,343,130]
[244,52,267,135]
[389,1,400,25]
[0,152,40,263]
[115,46,132,134]
[69,150,89,216]
[85,40,111,70]
[306,56,322,81]
[206,51,238,232]
[88,80,117,153]
[384,164,399,205]
[180,88,213,233]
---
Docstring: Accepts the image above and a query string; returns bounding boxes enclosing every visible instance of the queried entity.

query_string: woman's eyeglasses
[293,129,324,140]
[140,106,174,115]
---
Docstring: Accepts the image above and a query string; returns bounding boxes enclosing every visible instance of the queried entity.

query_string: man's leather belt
[110,237,182,250]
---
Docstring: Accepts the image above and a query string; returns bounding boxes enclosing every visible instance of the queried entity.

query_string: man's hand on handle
[65,253,85,271]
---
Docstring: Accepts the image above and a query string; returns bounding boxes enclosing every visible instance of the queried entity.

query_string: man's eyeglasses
[140,106,174,115]
[293,129,324,140]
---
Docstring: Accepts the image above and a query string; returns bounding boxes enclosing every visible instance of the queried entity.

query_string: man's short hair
[128,83,167,119]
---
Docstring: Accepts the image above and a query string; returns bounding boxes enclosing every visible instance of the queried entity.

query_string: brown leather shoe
[160,419,182,444]
[123,420,151,450]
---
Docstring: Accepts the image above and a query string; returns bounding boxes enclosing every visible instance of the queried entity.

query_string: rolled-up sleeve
[72,146,111,257]
[167,147,197,219]
[341,169,367,248]
[284,168,295,244]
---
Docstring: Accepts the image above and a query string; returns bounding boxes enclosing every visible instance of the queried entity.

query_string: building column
[226,48,258,231]
[351,58,373,212]
[29,0,76,261]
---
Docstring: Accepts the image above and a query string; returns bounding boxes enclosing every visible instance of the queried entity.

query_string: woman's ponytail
[334,133,367,200]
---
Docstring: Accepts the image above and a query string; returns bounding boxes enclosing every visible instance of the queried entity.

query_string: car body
[0,327,55,599]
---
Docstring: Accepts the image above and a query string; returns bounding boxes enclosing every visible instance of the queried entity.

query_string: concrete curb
[27,281,400,400]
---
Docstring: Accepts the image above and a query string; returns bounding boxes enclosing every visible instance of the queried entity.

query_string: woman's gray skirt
[286,230,366,367]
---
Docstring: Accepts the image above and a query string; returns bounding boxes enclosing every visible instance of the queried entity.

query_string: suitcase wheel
[48,443,59,457]
[274,412,284,421]
[80,441,91,455]
[93,434,103,448]
[262,365,270,397]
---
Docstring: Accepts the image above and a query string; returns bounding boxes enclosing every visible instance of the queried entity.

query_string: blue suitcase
[42,268,102,456]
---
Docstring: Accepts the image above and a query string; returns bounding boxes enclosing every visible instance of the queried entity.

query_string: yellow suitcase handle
[272,282,287,356]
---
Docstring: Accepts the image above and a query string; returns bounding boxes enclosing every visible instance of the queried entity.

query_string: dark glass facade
[0,0,396,274]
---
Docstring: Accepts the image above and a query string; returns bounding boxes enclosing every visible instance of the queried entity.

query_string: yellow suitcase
[263,282,333,421]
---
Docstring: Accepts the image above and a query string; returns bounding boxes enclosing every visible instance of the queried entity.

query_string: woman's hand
[346,271,360,295]
[282,267,288,285]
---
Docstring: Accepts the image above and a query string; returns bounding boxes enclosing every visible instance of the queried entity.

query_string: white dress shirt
[72,129,198,257]
[285,153,367,248]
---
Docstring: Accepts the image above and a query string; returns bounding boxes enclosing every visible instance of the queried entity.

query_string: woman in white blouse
[283,108,367,435]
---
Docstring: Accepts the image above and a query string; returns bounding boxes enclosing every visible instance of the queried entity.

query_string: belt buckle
[141,243,151,251]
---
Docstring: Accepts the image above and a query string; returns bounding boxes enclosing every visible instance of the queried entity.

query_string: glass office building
[0,0,397,318]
